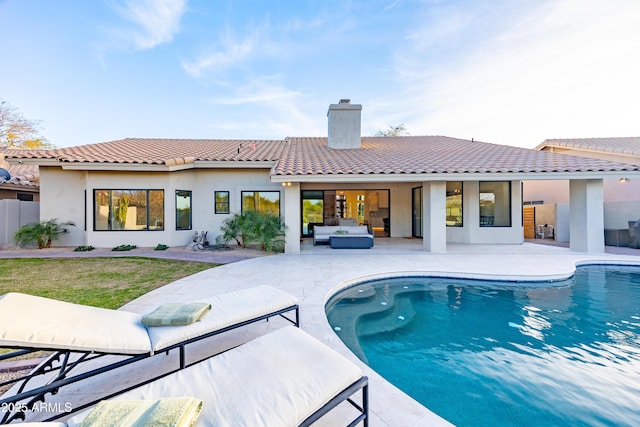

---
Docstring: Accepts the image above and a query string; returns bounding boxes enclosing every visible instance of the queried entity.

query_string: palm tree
[14,219,75,248]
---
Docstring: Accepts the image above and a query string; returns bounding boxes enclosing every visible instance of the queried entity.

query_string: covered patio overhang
[273,171,640,254]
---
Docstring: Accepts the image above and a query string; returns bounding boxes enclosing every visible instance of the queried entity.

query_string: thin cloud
[109,0,186,50]
[387,0,640,147]
[206,78,321,138]
[182,30,257,77]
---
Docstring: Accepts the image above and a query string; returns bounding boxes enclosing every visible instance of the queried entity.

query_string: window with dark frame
[16,193,34,201]
[446,181,463,227]
[93,189,164,231]
[215,191,230,214]
[479,181,512,227]
[176,190,192,230]
[241,191,280,217]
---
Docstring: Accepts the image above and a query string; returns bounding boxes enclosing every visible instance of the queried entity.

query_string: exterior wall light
[619,178,630,183]
[281,182,292,186]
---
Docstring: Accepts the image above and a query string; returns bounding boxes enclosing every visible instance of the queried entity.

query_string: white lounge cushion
[67,326,363,427]
[0,293,151,355]
[147,285,298,352]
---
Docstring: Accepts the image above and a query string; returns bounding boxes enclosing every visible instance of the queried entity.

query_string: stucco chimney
[327,99,362,149]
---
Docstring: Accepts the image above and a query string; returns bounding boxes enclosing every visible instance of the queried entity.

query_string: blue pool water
[325,265,640,427]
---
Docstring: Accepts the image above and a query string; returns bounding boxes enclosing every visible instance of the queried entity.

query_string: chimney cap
[339,99,351,104]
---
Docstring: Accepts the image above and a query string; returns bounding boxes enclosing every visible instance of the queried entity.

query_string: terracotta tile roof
[0,146,39,187]
[272,136,639,177]
[536,137,640,158]
[6,138,286,165]
[7,137,639,180]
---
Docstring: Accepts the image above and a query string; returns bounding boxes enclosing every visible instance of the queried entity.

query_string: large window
[176,190,192,230]
[479,181,511,227]
[241,191,280,216]
[94,189,164,231]
[446,182,463,227]
[215,191,230,214]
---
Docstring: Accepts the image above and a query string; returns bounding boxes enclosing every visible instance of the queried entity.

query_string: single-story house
[523,137,640,245]
[7,100,640,253]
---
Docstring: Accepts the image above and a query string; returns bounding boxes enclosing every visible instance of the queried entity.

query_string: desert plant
[14,219,75,249]
[252,213,286,252]
[219,213,246,247]
[114,193,130,229]
[112,244,137,251]
[218,211,285,251]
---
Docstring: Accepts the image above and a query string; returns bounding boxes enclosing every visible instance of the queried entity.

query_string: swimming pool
[325,265,640,427]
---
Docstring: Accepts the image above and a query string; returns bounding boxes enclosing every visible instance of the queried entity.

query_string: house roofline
[270,170,640,183]
[7,159,276,172]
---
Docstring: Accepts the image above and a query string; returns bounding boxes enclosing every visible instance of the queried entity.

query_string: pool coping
[129,243,637,426]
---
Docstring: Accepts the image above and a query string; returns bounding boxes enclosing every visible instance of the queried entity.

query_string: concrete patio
[3,240,640,425]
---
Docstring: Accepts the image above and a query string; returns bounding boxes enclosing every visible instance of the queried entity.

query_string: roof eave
[59,162,194,172]
[536,142,640,158]
[271,170,640,183]
[195,161,276,169]
[51,160,277,172]
[5,158,58,166]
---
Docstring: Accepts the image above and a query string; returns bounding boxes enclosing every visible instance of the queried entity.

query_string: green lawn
[0,257,218,309]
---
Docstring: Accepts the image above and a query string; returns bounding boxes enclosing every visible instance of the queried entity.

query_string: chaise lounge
[0,286,299,423]
[64,326,369,426]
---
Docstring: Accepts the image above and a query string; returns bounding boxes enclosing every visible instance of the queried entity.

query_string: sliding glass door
[301,189,390,237]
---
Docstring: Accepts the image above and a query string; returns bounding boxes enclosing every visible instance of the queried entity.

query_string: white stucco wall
[524,178,640,204]
[446,180,524,245]
[603,201,640,229]
[569,179,604,252]
[40,166,531,250]
[194,168,283,246]
[39,167,281,249]
[526,178,640,239]
[39,167,87,247]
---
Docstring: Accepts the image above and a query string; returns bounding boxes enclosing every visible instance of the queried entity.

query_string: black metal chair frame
[299,376,369,427]
[0,305,299,424]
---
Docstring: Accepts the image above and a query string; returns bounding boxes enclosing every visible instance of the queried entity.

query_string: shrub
[74,245,94,252]
[155,244,169,251]
[252,213,286,252]
[112,244,137,251]
[219,211,286,251]
[14,219,75,249]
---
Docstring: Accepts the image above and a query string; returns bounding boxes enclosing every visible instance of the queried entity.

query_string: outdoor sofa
[0,286,299,423]
[313,225,374,248]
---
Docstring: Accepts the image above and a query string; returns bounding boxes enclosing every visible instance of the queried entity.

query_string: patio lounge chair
[65,326,368,426]
[0,286,299,424]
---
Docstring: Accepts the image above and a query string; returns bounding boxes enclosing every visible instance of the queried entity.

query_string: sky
[1,0,639,149]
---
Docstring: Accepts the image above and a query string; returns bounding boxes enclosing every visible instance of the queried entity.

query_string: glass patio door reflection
[302,191,324,237]
[412,186,422,237]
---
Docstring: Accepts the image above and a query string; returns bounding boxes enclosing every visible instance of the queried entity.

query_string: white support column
[422,181,447,252]
[283,183,301,254]
[569,179,604,253]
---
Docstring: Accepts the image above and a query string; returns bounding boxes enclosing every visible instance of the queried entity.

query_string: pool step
[357,294,417,338]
